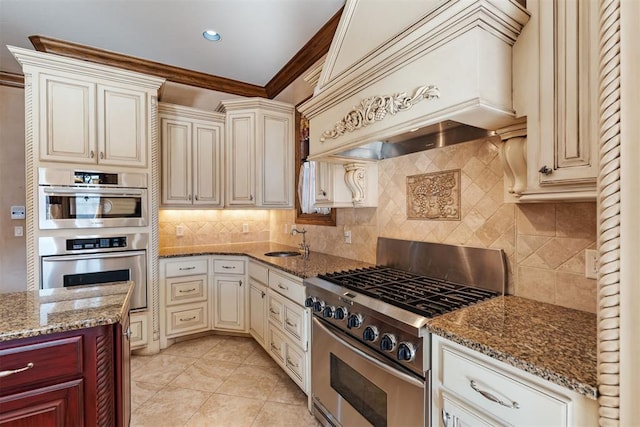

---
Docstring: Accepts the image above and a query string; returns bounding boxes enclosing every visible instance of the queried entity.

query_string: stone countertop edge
[0,281,134,343]
[159,241,374,279]
[426,295,598,400]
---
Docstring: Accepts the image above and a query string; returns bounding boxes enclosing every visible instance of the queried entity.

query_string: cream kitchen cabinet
[507,0,599,202]
[159,256,210,348]
[37,73,152,168]
[212,257,248,332]
[217,98,294,208]
[160,103,224,207]
[432,335,598,427]
[248,261,269,349]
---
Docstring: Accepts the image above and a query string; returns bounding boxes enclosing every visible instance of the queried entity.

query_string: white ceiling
[0,0,344,86]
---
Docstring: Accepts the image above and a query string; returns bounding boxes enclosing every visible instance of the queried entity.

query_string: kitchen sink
[264,251,301,257]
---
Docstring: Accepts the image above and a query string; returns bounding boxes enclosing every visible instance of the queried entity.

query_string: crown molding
[0,71,24,88]
[26,10,342,99]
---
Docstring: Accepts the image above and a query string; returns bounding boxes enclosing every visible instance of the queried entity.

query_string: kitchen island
[0,282,134,426]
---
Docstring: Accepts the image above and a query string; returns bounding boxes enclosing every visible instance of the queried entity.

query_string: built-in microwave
[38,168,148,229]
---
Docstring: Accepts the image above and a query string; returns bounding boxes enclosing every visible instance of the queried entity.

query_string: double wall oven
[37,168,150,310]
[304,238,507,427]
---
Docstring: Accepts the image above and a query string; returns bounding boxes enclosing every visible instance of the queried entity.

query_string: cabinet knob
[188,194,192,201]
[194,195,198,201]
[99,151,104,160]
[539,165,553,175]
[90,150,95,159]
[321,190,327,196]
[123,327,133,339]
[249,194,254,201]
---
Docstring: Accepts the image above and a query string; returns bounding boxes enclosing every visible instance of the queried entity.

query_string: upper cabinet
[504,0,599,202]
[160,103,224,207]
[218,98,294,209]
[10,47,164,170]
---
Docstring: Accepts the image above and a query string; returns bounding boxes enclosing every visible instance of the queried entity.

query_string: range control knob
[334,306,348,320]
[397,342,417,362]
[304,296,316,308]
[346,313,363,329]
[363,326,379,342]
[313,300,325,313]
[322,306,335,318]
[380,333,397,352]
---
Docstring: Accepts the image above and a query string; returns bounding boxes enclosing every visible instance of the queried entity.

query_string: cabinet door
[314,161,333,204]
[193,122,223,206]
[249,280,267,349]
[258,111,293,207]
[161,118,193,205]
[38,74,96,163]
[0,379,84,427]
[97,85,147,167]
[226,113,256,206]
[213,275,246,331]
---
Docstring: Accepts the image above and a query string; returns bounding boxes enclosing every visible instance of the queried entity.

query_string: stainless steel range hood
[335,120,497,161]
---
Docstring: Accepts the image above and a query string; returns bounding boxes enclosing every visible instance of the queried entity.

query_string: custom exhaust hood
[299,0,530,163]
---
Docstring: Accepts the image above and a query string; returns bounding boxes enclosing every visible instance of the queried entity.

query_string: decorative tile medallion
[406,169,461,220]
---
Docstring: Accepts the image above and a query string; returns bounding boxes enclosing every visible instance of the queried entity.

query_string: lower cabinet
[249,278,268,348]
[0,319,130,426]
[129,311,148,350]
[212,257,247,332]
[432,335,598,427]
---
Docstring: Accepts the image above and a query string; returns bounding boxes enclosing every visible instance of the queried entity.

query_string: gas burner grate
[318,266,498,318]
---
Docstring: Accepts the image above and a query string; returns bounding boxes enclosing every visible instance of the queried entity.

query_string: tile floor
[130,334,320,426]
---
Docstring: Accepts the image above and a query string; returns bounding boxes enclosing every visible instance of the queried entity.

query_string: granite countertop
[0,281,134,342]
[159,241,373,278]
[427,295,597,399]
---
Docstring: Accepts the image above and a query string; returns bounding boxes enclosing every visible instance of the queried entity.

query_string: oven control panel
[66,237,127,251]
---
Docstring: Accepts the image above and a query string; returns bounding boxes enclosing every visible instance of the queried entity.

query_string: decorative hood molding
[299,0,530,162]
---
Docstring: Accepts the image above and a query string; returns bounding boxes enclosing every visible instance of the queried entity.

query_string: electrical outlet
[344,230,352,244]
[243,223,249,233]
[585,249,598,279]
[176,225,184,237]
[14,226,23,237]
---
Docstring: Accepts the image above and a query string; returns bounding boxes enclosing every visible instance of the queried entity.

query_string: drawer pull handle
[278,283,288,290]
[178,288,197,293]
[123,327,133,339]
[269,308,280,316]
[441,409,451,427]
[470,380,520,409]
[0,362,34,378]
[179,316,197,322]
[178,266,196,271]
[270,343,279,351]
[286,358,299,369]
[285,319,297,328]
[222,265,236,269]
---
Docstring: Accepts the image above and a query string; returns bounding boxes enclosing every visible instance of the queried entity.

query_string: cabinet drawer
[129,312,147,349]
[267,293,284,326]
[165,303,208,336]
[441,346,567,426]
[166,275,207,305]
[214,259,245,274]
[268,325,286,365]
[268,270,305,305]
[0,336,83,392]
[283,303,306,349]
[248,262,268,284]
[285,342,305,386]
[164,258,208,278]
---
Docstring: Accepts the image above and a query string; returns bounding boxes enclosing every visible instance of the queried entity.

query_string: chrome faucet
[291,227,310,258]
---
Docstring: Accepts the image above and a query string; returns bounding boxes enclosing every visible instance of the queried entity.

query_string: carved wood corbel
[343,163,367,206]
[497,117,528,197]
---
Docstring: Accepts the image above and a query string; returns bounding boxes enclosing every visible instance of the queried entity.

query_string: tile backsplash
[160,138,597,313]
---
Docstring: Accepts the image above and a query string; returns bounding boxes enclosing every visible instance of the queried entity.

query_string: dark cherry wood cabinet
[0,311,131,426]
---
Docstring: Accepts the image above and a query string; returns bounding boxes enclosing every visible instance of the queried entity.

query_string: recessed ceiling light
[203,30,221,41]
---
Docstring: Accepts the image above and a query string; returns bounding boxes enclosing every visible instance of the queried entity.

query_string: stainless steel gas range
[304,238,507,427]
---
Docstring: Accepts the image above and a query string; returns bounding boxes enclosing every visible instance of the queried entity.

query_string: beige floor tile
[130,354,154,373]
[184,393,264,427]
[130,385,211,427]
[161,334,226,358]
[267,377,308,406]
[131,381,164,412]
[131,354,197,385]
[216,365,283,400]
[243,347,280,368]
[169,359,240,393]
[201,336,259,363]
[252,401,319,427]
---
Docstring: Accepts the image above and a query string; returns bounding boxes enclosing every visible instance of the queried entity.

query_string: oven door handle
[42,187,145,197]
[42,250,146,262]
[313,317,425,389]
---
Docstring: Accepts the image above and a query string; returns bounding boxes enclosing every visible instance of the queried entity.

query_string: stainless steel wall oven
[38,168,148,229]
[39,233,148,310]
